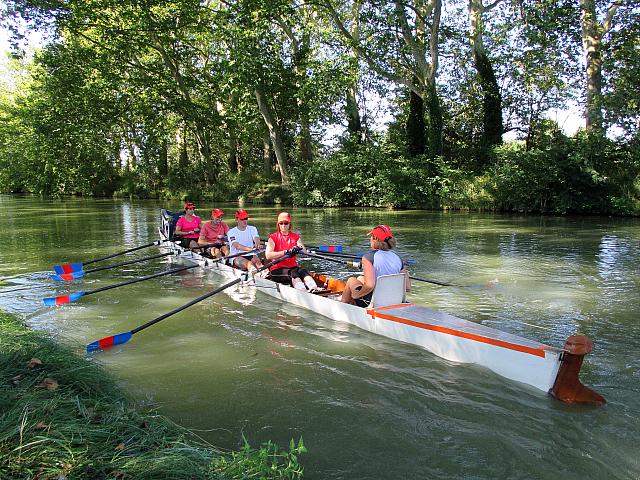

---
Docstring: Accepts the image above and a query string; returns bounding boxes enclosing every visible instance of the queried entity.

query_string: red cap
[184,202,196,210]
[211,208,224,218]
[235,209,249,220]
[368,224,393,242]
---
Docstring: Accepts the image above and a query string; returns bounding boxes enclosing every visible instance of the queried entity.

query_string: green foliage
[487,122,640,214]
[292,139,442,208]
[211,437,306,479]
[0,310,306,479]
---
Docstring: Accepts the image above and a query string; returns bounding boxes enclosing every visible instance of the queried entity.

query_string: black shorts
[354,292,373,308]
[269,266,310,285]
[179,236,198,248]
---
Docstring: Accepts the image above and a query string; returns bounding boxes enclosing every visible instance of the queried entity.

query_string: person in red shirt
[198,208,230,258]
[265,212,318,291]
[174,202,201,249]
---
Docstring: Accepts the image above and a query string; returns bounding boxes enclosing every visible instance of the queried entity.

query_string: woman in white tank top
[341,225,411,307]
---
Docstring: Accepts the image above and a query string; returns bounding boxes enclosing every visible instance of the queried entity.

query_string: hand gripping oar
[51,252,175,281]
[43,264,198,306]
[53,240,163,274]
[86,253,293,352]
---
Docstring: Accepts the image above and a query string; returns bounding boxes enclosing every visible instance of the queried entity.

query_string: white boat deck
[367,304,562,357]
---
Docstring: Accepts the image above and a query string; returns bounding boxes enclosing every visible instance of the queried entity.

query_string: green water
[1,195,639,479]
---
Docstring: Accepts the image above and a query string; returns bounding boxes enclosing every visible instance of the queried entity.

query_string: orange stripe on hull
[367,309,547,358]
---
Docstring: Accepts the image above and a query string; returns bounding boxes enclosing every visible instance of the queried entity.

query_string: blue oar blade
[86,331,133,352]
[53,263,84,274]
[51,270,85,282]
[42,291,86,306]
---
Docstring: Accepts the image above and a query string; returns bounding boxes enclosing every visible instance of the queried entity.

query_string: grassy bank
[0,311,305,479]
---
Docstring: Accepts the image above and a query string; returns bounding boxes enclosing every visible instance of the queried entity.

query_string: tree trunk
[263,131,273,175]
[178,125,189,169]
[158,139,168,176]
[228,132,239,173]
[255,86,289,184]
[469,0,503,158]
[407,89,426,157]
[346,83,363,142]
[216,99,240,173]
[299,114,313,163]
[425,81,443,158]
[580,0,604,132]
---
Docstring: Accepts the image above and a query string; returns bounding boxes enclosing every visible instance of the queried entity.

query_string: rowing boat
[159,210,605,405]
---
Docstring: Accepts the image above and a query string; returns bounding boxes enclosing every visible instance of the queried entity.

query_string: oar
[189,242,226,251]
[302,251,362,269]
[304,252,465,288]
[53,240,163,274]
[409,276,465,287]
[86,254,293,352]
[47,249,267,301]
[43,264,198,306]
[305,244,343,253]
[51,252,175,281]
[307,249,417,265]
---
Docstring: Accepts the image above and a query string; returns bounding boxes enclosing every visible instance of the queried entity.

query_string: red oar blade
[86,331,133,352]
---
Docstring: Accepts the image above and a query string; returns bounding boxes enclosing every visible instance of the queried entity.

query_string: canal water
[1,195,639,479]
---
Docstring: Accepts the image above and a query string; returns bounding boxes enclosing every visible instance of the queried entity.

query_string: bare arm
[352,257,376,299]
[265,237,290,260]
[401,268,411,292]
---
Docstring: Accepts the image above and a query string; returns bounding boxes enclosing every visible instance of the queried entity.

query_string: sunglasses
[278,221,290,226]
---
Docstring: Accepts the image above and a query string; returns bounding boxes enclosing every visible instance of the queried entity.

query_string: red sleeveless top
[269,231,300,271]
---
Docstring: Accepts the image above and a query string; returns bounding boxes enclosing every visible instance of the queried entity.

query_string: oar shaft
[189,242,226,251]
[131,276,243,335]
[85,265,198,296]
[131,253,286,335]
[409,276,460,287]
[303,252,361,268]
[309,249,416,265]
[309,250,360,260]
[83,252,173,274]
[87,253,293,352]
[82,241,160,266]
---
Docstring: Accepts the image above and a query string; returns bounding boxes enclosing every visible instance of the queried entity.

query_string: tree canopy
[1,0,638,214]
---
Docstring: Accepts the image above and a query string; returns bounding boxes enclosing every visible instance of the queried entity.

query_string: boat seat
[161,209,182,241]
[369,273,407,308]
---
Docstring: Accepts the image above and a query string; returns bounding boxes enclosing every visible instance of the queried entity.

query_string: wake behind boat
[159,209,605,406]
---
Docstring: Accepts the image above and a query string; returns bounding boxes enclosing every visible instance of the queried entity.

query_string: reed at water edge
[0,310,306,479]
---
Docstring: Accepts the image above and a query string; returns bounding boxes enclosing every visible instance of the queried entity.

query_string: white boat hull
[159,211,605,405]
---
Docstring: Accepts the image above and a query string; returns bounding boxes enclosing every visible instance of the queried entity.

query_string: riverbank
[0,310,305,479]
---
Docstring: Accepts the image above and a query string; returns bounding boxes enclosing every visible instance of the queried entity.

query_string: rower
[341,224,410,307]
[265,212,318,292]
[198,208,230,259]
[227,209,263,272]
[174,202,201,250]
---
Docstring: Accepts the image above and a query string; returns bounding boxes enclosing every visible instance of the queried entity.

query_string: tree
[468,0,503,155]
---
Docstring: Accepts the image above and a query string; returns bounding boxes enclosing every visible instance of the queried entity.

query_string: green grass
[0,311,305,479]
